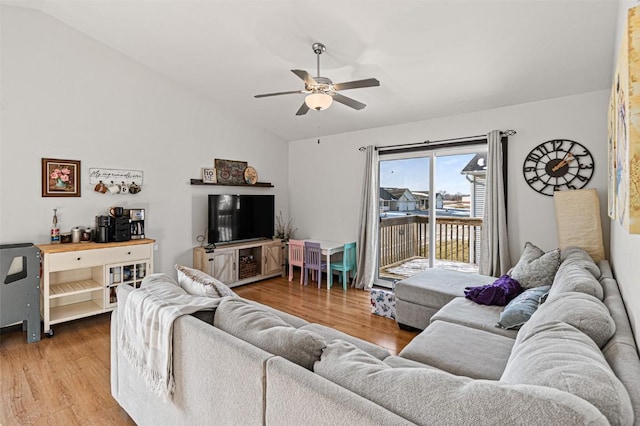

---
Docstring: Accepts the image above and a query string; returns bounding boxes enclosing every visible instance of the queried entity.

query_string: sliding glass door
[377,146,487,286]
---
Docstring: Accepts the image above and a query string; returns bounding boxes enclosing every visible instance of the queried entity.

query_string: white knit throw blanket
[118,278,220,400]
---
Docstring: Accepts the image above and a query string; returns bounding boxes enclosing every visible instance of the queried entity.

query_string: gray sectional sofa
[111,247,640,425]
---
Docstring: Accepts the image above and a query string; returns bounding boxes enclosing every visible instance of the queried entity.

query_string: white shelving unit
[38,239,154,337]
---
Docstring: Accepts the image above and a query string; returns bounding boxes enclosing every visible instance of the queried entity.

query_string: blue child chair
[328,242,357,290]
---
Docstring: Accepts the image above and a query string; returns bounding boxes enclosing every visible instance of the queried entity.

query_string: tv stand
[193,239,284,287]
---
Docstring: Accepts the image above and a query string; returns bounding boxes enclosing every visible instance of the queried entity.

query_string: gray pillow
[496,285,550,330]
[213,298,325,370]
[501,321,633,426]
[525,293,615,348]
[510,242,560,289]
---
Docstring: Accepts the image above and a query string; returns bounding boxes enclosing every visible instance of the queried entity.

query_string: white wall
[289,90,610,263]
[609,1,640,344]
[0,6,288,273]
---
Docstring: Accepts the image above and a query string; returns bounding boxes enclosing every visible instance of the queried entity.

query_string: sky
[379,153,478,195]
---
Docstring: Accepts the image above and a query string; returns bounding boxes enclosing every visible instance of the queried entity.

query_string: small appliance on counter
[109,207,131,242]
[129,208,145,239]
[95,215,111,243]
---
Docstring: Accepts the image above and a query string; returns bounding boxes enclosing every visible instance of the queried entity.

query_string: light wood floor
[0,273,416,425]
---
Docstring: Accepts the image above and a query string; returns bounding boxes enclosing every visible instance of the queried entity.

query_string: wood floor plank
[0,273,415,424]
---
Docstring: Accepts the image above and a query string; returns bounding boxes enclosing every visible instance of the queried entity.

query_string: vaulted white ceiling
[4,0,620,141]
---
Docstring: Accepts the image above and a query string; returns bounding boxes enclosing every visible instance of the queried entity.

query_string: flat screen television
[208,194,275,244]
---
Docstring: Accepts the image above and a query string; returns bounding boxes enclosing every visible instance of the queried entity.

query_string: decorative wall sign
[89,168,144,185]
[609,5,640,234]
[42,158,81,197]
[202,168,217,183]
[214,159,247,184]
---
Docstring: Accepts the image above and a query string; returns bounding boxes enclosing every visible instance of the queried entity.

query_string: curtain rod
[358,129,517,152]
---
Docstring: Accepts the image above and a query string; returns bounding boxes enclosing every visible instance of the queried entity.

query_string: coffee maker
[129,208,145,239]
[95,215,111,243]
[108,207,131,242]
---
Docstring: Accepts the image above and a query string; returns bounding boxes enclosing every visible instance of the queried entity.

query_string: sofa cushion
[509,242,560,289]
[496,285,550,330]
[561,246,601,279]
[524,292,615,348]
[430,297,517,339]
[501,321,633,426]
[175,265,237,298]
[399,321,514,380]
[213,298,325,370]
[299,323,390,360]
[548,262,603,301]
[395,268,495,309]
[315,340,609,426]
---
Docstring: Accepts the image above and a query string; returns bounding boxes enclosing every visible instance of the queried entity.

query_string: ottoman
[394,268,496,330]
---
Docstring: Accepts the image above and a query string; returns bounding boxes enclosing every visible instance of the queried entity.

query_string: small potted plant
[275,211,297,241]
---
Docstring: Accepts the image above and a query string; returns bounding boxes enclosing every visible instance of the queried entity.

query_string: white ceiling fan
[255,42,380,115]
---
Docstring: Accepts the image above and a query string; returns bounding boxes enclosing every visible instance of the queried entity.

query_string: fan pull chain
[317,110,321,144]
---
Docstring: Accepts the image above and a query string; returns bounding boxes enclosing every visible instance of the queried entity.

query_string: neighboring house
[412,191,444,210]
[379,188,395,212]
[461,153,487,263]
[379,188,418,212]
[461,153,487,218]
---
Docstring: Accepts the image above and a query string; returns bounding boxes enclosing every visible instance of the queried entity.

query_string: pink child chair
[288,239,305,284]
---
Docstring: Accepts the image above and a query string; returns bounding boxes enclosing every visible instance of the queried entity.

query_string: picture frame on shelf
[41,158,81,197]
[215,159,247,185]
[202,167,217,183]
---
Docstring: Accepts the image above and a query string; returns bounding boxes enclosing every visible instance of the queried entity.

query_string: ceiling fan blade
[333,78,380,91]
[332,93,366,110]
[295,102,310,116]
[254,90,304,98]
[291,69,318,87]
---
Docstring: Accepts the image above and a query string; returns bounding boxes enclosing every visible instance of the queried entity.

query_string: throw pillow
[510,242,560,289]
[464,275,522,306]
[496,285,550,330]
[175,264,237,298]
[213,298,325,370]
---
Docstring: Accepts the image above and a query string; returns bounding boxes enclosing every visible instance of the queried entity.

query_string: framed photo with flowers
[41,158,81,197]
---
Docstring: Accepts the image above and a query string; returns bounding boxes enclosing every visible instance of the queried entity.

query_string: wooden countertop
[37,238,155,254]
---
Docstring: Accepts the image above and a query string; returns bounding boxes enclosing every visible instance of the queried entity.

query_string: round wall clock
[522,139,594,196]
[244,166,258,185]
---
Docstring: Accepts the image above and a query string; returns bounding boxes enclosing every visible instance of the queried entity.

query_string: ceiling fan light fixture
[305,92,333,111]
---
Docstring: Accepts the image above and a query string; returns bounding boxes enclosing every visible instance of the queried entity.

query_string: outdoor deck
[379,215,482,279]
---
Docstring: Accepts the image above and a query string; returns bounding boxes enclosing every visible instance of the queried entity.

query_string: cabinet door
[263,242,284,276]
[209,250,236,284]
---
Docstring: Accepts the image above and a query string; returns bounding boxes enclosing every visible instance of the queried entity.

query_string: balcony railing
[379,215,483,272]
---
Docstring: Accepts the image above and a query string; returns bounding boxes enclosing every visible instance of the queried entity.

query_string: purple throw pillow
[464,275,523,306]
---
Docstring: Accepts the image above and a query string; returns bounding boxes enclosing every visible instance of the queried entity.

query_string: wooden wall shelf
[190,179,273,188]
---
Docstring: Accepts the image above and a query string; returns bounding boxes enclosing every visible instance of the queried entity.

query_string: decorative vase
[55,178,66,188]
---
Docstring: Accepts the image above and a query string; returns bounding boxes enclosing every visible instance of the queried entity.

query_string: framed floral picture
[41,158,81,197]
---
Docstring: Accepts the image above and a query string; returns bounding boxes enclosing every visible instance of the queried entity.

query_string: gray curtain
[479,130,511,276]
[355,146,379,289]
